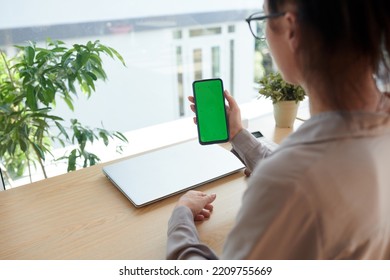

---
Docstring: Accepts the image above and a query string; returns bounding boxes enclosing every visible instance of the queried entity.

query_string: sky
[0,0,263,29]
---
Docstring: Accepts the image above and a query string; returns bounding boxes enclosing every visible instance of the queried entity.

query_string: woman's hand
[175,190,217,221]
[188,90,243,140]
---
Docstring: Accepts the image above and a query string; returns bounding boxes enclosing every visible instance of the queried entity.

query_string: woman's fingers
[194,208,212,221]
[176,191,216,221]
[204,203,213,212]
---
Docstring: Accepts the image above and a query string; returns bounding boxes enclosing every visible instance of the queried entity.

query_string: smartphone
[192,78,229,145]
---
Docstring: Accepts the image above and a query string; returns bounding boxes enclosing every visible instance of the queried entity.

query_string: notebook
[102,140,245,207]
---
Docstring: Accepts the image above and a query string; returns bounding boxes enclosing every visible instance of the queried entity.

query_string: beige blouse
[167,111,390,259]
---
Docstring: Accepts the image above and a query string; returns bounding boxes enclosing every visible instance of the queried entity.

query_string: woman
[167,0,390,259]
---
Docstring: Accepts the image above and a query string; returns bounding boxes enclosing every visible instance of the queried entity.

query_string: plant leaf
[32,142,45,161]
[55,121,69,140]
[26,86,38,111]
[99,131,109,146]
[114,131,128,143]
[109,47,126,66]
[25,46,35,66]
[67,149,77,172]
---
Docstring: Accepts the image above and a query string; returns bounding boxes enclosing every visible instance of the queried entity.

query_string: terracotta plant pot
[273,101,299,128]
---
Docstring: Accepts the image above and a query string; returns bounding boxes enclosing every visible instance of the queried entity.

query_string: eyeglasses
[245,11,286,40]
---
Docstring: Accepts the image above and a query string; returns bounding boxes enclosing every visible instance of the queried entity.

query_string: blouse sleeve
[166,206,218,260]
[230,129,272,173]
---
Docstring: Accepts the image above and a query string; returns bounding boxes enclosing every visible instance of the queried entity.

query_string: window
[0,0,264,131]
[211,46,221,78]
[175,46,184,116]
[173,30,182,39]
[1,0,271,185]
[189,27,222,37]
[193,48,203,80]
[229,40,235,96]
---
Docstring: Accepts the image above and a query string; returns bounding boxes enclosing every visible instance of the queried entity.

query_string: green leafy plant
[57,119,128,172]
[0,39,128,182]
[258,72,305,104]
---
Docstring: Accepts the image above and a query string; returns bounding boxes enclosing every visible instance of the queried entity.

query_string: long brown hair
[268,0,390,109]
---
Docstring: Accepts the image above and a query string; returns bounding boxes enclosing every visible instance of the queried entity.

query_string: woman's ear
[283,12,299,52]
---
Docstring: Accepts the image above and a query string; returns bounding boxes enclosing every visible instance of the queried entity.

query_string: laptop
[102,140,245,207]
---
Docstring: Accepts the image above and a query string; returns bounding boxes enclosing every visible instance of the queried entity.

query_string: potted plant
[258,72,305,128]
[0,39,128,184]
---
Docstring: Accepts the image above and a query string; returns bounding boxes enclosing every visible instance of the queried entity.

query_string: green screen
[193,79,229,144]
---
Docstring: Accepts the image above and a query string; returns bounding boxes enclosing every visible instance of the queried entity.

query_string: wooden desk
[0,113,303,259]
